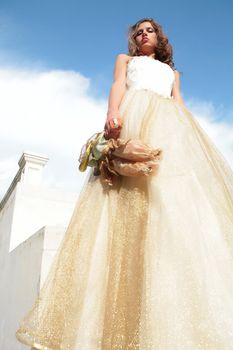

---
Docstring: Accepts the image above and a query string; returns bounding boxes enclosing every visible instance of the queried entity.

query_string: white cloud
[0,66,232,201]
[0,67,108,199]
[186,98,233,167]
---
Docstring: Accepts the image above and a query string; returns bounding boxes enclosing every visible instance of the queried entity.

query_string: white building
[0,151,82,349]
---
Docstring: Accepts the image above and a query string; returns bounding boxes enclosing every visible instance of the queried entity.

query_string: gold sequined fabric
[16,88,233,349]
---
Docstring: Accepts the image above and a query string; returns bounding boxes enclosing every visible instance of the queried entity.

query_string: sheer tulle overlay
[16,88,233,349]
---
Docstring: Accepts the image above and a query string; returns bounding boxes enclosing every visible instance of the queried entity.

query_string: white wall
[9,181,78,252]
[2,225,66,349]
[0,151,84,349]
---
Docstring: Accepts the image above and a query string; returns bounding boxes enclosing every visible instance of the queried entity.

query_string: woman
[105,18,184,140]
[16,17,233,349]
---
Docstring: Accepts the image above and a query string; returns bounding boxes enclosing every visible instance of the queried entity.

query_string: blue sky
[1,0,233,110]
[0,0,232,198]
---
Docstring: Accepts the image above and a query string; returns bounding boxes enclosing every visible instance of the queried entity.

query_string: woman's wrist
[107,109,120,119]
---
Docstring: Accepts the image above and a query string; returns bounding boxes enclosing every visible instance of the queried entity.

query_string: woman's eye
[136,28,154,36]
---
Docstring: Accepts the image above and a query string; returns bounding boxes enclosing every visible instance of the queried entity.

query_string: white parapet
[0,151,49,212]
[0,151,79,252]
[18,151,49,186]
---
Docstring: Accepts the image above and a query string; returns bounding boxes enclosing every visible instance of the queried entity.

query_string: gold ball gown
[16,55,233,349]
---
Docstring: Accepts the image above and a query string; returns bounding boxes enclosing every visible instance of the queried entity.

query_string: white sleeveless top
[126,55,175,99]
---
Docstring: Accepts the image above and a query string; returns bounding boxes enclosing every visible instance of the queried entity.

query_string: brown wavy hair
[127,17,179,72]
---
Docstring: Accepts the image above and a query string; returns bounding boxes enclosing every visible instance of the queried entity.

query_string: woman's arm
[104,54,128,138]
[171,70,185,105]
[106,53,128,119]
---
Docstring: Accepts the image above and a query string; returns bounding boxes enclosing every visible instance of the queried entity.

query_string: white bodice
[126,56,175,99]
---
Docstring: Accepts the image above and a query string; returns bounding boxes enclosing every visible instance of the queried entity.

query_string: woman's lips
[142,37,149,43]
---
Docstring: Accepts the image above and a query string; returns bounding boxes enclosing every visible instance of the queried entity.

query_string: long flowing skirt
[16,88,233,349]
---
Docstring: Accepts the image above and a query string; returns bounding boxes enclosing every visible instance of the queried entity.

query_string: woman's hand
[104,112,123,140]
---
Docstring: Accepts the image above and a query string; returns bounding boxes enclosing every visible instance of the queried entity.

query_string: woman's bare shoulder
[115,53,134,64]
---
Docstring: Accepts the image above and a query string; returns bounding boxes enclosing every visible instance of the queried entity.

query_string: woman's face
[134,21,157,54]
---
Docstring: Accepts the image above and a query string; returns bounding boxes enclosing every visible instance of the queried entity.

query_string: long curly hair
[127,17,179,72]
